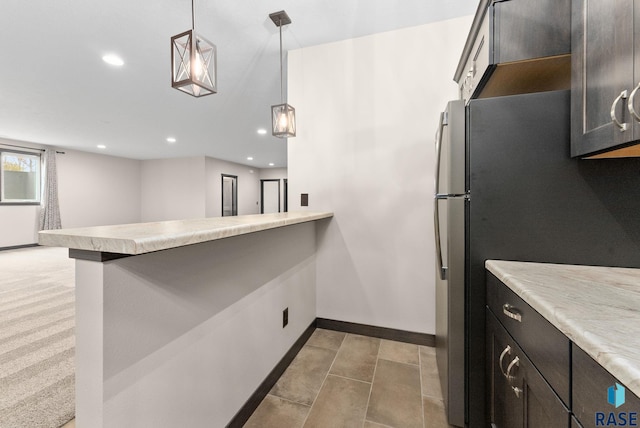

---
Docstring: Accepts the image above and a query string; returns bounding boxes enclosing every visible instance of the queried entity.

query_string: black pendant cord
[191,0,195,29]
[279,19,284,104]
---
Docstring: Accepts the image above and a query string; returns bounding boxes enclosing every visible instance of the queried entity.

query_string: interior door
[261,179,280,214]
[222,174,238,216]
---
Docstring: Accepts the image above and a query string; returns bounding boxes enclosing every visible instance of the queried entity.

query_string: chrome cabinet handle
[502,304,522,322]
[629,83,640,122]
[499,345,511,378]
[611,90,629,131]
[506,356,520,381]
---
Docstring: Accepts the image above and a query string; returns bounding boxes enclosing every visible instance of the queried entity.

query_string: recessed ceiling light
[97,145,106,149]
[166,137,177,143]
[249,170,254,174]
[269,162,274,166]
[102,54,124,66]
[247,156,254,161]
[257,129,267,135]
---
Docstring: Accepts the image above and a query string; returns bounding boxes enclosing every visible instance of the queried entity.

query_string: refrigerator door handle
[434,112,447,280]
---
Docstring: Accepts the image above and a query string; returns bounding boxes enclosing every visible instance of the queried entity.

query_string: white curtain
[39,149,62,230]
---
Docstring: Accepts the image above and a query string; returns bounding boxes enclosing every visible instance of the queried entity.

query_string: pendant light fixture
[171,0,217,97]
[269,11,296,138]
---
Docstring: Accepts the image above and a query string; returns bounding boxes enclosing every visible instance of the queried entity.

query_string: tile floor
[244,328,453,428]
[59,329,452,428]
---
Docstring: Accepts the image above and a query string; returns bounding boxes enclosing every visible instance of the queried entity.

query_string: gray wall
[287,16,473,334]
[205,157,261,217]
[140,157,206,222]
[57,149,141,228]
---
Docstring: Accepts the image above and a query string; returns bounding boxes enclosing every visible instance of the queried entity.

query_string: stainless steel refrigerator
[434,90,640,427]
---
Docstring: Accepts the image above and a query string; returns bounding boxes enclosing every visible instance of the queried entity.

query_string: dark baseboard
[226,319,317,428]
[316,318,435,347]
[0,243,39,252]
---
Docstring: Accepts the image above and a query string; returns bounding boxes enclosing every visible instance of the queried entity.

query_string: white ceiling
[0,0,477,168]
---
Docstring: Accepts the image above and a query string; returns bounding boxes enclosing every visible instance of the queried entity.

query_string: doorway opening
[283,179,288,212]
[222,174,238,216]
[260,179,280,214]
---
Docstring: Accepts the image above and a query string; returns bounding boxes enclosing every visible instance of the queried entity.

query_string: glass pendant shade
[171,29,217,97]
[272,103,296,138]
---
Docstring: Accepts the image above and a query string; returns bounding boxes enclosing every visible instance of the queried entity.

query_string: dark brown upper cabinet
[571,0,640,158]
[454,0,571,104]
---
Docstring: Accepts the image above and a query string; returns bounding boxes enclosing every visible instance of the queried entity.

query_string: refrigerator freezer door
[444,100,466,196]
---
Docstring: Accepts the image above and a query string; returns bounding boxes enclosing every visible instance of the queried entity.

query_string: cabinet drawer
[572,344,640,428]
[487,272,570,405]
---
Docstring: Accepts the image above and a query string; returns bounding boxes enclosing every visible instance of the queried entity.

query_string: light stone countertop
[486,260,640,398]
[38,211,333,255]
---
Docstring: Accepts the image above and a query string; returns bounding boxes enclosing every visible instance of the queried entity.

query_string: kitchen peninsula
[39,211,333,427]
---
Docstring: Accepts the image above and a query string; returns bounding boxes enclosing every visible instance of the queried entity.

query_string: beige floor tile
[420,346,443,400]
[306,328,346,351]
[366,359,423,428]
[379,339,419,365]
[423,396,455,428]
[420,345,436,356]
[303,375,371,427]
[270,345,337,406]
[244,394,310,428]
[330,334,380,382]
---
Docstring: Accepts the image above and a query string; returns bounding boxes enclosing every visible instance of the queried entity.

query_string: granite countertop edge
[38,211,333,255]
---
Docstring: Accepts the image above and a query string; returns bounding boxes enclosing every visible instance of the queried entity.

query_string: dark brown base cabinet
[487,271,640,428]
[486,309,570,427]
[573,344,640,428]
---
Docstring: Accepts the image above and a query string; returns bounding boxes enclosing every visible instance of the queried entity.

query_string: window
[0,151,41,204]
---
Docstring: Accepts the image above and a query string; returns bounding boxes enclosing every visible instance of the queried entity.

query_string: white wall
[57,149,141,228]
[0,205,40,247]
[259,168,288,213]
[205,157,261,217]
[140,157,205,222]
[288,16,472,334]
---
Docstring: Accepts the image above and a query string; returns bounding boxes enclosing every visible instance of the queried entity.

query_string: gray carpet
[0,246,75,428]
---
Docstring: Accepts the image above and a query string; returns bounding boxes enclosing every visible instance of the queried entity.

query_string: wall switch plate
[283,307,289,328]
[301,194,309,206]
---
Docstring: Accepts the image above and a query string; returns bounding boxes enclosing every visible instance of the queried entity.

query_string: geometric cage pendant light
[269,10,296,138]
[171,0,217,97]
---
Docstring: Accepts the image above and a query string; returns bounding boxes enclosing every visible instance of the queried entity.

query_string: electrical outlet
[283,307,289,328]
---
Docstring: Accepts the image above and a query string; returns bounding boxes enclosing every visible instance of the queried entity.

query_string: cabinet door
[487,309,570,428]
[487,310,523,428]
[571,0,635,157]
